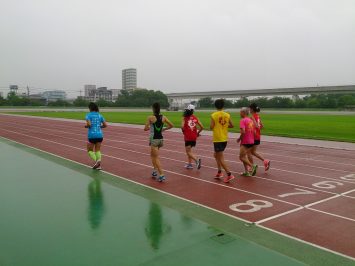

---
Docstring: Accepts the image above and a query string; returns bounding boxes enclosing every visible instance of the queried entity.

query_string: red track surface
[1,114,355,259]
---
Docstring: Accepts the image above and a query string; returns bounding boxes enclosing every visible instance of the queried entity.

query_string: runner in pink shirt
[237,107,258,177]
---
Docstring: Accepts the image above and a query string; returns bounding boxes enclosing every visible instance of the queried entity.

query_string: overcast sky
[0,0,354,95]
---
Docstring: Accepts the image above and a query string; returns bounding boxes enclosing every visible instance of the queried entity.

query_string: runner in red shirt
[181,104,204,169]
[248,103,270,171]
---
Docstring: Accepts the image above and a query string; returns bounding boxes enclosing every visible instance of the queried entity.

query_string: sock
[88,151,96,162]
[95,151,102,161]
[227,172,231,176]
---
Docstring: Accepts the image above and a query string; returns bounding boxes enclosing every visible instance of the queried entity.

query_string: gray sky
[1,0,355,96]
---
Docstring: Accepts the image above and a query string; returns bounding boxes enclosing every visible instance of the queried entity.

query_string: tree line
[1,90,355,109]
[198,94,355,109]
[0,89,169,108]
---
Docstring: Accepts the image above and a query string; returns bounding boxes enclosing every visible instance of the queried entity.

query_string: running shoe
[264,160,271,171]
[157,175,166,182]
[223,174,235,183]
[93,160,101,169]
[251,164,258,176]
[96,166,102,170]
[196,158,202,170]
[214,172,223,179]
[185,163,194,169]
[152,170,158,178]
[241,172,252,177]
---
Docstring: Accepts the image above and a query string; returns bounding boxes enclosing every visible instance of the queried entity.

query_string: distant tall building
[84,85,96,97]
[122,68,137,90]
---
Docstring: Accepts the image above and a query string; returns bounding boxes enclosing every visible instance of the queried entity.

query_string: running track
[0,114,355,260]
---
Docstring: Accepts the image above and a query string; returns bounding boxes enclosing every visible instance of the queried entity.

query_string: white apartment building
[122,68,137,90]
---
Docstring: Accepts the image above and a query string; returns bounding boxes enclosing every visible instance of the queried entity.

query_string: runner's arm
[144,116,151,131]
[228,119,234,128]
[210,118,215,130]
[237,127,245,143]
[181,118,185,132]
[85,120,91,128]
[163,116,174,131]
[250,116,259,128]
[101,121,108,128]
[197,119,204,136]
[259,120,264,129]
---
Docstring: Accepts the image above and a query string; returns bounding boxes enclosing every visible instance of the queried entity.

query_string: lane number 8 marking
[229,200,273,213]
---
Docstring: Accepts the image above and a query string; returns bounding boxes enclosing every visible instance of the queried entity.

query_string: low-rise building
[83,85,117,102]
[42,90,67,102]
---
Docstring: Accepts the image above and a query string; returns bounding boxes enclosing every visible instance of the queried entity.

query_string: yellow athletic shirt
[211,111,230,142]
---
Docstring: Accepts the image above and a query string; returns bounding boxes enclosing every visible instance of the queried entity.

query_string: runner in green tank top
[144,102,174,182]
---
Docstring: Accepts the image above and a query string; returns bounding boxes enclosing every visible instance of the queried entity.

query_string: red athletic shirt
[183,115,199,141]
[253,113,261,140]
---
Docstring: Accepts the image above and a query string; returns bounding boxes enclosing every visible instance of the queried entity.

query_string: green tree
[234,97,250,108]
[73,97,89,107]
[6,92,31,106]
[115,89,168,108]
[0,95,7,106]
[338,95,355,107]
[198,97,214,108]
[48,99,72,107]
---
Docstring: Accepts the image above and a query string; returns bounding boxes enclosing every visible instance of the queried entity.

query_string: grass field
[8,111,355,143]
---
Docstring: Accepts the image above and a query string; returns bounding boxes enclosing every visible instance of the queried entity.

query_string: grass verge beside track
[7,111,355,143]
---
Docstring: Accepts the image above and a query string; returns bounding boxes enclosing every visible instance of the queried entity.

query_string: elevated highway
[166,85,355,107]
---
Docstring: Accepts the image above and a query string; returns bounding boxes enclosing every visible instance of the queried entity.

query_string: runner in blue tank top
[85,102,107,170]
[144,102,174,182]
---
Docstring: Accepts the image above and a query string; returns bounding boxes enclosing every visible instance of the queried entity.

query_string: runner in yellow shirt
[210,99,235,183]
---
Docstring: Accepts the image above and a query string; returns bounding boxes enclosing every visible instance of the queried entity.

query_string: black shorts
[242,144,254,148]
[254,140,260,145]
[214,142,227,152]
[185,141,196,147]
[88,138,103,144]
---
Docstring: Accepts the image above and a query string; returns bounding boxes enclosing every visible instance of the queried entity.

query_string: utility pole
[27,86,30,97]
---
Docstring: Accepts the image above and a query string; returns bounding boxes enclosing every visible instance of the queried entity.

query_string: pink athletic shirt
[240,117,255,145]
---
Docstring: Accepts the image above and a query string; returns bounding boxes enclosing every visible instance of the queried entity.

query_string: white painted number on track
[229,200,273,213]
[340,174,355,181]
[312,181,344,189]
[278,188,316,198]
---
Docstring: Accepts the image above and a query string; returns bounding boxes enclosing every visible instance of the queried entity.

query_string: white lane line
[3,113,355,167]
[256,193,355,224]
[4,126,355,225]
[2,122,355,204]
[0,128,300,207]
[306,208,355,223]
[342,189,355,196]
[257,224,355,262]
[254,194,345,225]
[1,134,354,262]
[2,123,353,198]
[3,120,355,186]
[304,194,341,208]
[254,207,304,225]
[9,118,353,173]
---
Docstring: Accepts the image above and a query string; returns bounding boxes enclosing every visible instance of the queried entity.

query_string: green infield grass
[7,111,355,142]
